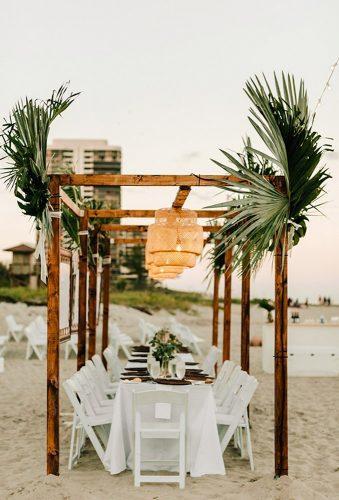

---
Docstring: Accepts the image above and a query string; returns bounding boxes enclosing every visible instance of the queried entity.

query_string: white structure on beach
[262,324,339,376]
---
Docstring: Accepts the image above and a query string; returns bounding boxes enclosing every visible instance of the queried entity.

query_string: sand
[0,301,339,500]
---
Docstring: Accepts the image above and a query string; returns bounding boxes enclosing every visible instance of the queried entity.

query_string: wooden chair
[133,389,188,489]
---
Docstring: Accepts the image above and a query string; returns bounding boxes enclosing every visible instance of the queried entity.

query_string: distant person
[288,297,293,307]
[318,296,322,305]
[305,298,309,308]
[328,297,331,306]
[294,298,300,308]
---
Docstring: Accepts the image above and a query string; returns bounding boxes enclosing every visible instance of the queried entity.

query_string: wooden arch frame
[47,173,287,479]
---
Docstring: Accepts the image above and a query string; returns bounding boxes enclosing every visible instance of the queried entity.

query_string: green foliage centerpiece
[149,328,183,377]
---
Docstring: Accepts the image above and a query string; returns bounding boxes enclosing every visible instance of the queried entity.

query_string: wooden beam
[100,224,222,233]
[172,186,191,208]
[60,189,84,217]
[101,237,110,366]
[101,224,149,232]
[112,237,147,245]
[212,269,220,347]
[222,247,233,361]
[47,175,60,475]
[77,210,88,370]
[241,251,250,373]
[88,209,227,219]
[58,173,243,187]
[88,231,98,359]
[111,237,212,245]
[274,231,288,477]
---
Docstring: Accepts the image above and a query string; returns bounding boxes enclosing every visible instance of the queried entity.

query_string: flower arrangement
[149,328,183,371]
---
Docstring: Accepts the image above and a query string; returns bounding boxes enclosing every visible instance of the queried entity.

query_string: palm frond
[1,83,80,238]
[208,72,331,275]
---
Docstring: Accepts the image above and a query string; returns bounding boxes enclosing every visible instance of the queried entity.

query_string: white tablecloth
[104,382,225,477]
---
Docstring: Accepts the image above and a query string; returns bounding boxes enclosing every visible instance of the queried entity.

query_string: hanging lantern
[149,271,179,279]
[145,241,154,270]
[147,208,204,268]
[149,264,184,275]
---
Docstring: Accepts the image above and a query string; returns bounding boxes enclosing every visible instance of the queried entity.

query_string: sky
[0,0,339,302]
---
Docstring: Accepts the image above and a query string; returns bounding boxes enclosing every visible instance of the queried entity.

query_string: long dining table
[104,348,225,477]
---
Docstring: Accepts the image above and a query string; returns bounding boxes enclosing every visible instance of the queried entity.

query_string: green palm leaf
[208,72,332,275]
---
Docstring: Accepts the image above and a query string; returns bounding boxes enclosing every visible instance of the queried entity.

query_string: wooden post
[274,232,288,477]
[212,269,220,347]
[241,251,250,373]
[222,247,233,361]
[88,230,98,359]
[77,210,88,370]
[101,236,110,366]
[47,175,60,475]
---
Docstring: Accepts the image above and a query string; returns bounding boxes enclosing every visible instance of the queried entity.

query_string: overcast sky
[1,0,339,301]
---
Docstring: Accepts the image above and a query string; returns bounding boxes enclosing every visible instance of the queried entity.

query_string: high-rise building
[47,139,121,205]
[47,139,122,278]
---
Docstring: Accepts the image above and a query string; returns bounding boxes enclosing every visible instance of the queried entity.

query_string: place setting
[121,328,213,385]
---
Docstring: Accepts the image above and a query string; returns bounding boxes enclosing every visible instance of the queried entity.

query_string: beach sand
[0,301,339,500]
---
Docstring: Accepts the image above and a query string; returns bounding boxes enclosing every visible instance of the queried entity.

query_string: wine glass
[147,353,154,374]
[150,360,160,379]
[176,359,186,380]
[169,358,177,378]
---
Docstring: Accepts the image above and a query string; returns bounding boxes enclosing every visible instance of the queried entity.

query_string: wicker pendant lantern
[149,270,179,279]
[149,264,184,275]
[147,208,203,268]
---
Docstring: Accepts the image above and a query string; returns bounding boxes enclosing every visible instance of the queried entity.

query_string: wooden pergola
[47,173,288,479]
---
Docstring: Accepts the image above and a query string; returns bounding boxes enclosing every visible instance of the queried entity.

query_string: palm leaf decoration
[208,73,332,274]
[62,184,84,250]
[1,83,80,239]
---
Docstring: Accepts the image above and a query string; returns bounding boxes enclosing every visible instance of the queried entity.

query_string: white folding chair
[169,319,203,355]
[103,346,122,382]
[133,389,187,489]
[65,334,78,360]
[34,315,47,335]
[213,360,236,400]
[216,375,258,471]
[202,346,221,377]
[24,322,47,360]
[5,315,24,342]
[138,319,157,345]
[91,354,118,395]
[0,335,8,357]
[63,376,113,469]
[214,364,241,407]
[81,364,114,410]
[109,322,134,358]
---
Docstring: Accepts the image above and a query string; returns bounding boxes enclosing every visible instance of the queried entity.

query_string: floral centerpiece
[149,328,183,377]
